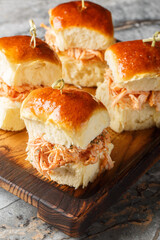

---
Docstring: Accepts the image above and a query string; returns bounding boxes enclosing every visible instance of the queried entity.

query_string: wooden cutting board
[0,87,160,237]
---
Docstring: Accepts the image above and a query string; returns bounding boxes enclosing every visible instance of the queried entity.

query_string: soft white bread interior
[23,109,109,149]
[0,51,62,87]
[0,97,25,131]
[96,81,160,133]
[114,77,160,92]
[27,142,113,189]
[53,27,115,51]
[59,54,107,87]
[105,103,158,133]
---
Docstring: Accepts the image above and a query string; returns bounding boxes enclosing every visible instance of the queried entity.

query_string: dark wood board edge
[37,137,160,237]
[0,133,160,237]
[1,128,160,237]
[0,152,66,209]
[77,142,160,236]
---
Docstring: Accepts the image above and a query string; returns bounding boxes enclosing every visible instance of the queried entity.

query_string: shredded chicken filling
[105,69,160,111]
[0,81,42,102]
[41,24,104,61]
[66,48,104,61]
[27,129,114,178]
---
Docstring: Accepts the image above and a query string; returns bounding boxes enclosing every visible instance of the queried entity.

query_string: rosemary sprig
[52,79,65,94]
[143,31,160,47]
[29,19,37,48]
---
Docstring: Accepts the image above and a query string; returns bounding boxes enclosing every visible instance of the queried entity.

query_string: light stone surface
[0,0,160,239]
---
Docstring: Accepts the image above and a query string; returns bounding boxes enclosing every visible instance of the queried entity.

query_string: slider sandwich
[96,40,160,133]
[0,36,61,131]
[42,1,115,87]
[21,87,114,188]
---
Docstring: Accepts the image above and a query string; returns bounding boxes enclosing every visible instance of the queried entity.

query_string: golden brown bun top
[107,40,160,82]
[0,35,60,64]
[22,87,105,130]
[49,1,113,36]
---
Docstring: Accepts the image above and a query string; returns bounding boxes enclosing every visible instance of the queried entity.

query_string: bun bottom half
[27,142,113,189]
[24,118,113,189]
[59,54,107,87]
[0,97,25,131]
[96,82,160,133]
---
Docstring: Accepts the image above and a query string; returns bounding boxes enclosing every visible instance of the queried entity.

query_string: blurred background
[0,0,160,41]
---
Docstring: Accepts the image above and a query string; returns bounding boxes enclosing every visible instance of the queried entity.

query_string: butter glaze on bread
[96,40,160,132]
[0,35,62,87]
[49,1,113,36]
[0,35,62,131]
[21,87,106,130]
[0,36,60,64]
[105,40,160,86]
[21,87,113,188]
[48,1,115,51]
[21,88,110,148]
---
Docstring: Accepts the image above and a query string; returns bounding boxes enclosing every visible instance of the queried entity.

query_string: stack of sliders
[0,36,61,131]
[96,40,160,133]
[42,1,115,87]
[21,86,114,188]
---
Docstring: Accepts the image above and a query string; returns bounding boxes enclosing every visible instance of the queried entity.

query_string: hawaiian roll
[42,1,115,87]
[0,35,62,131]
[48,1,114,51]
[21,87,114,188]
[0,36,61,87]
[96,40,160,132]
[105,40,160,91]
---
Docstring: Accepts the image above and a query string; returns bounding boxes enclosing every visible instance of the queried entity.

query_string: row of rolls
[1,1,160,188]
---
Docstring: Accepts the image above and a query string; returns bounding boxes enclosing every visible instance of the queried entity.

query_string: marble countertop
[0,0,160,239]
